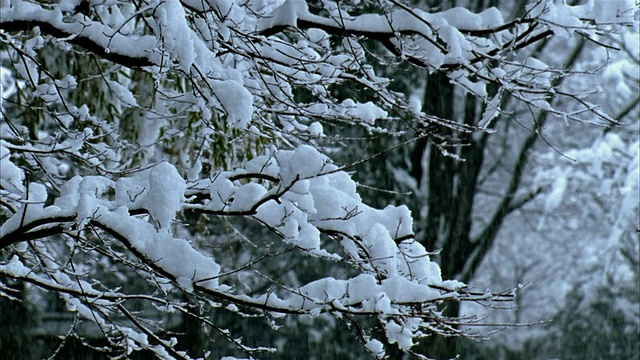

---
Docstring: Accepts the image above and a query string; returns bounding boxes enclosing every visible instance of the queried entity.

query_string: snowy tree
[464,120,640,355]
[457,16,639,358]
[326,0,638,357]
[0,0,635,358]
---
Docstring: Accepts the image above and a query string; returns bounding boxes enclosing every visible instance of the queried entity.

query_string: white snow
[107,79,137,106]
[0,144,25,195]
[365,338,385,358]
[142,162,186,229]
[155,0,196,71]
[544,175,567,212]
[213,80,254,129]
[2,0,635,357]
[340,99,388,124]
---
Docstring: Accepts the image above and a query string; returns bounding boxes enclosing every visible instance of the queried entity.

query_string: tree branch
[462,38,588,282]
[0,20,154,68]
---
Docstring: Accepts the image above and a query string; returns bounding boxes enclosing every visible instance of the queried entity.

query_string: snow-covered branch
[0,0,635,358]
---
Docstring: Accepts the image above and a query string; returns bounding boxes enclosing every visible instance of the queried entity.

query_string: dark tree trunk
[0,281,35,359]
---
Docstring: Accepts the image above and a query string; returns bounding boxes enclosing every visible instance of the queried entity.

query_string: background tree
[342,0,638,357]
[456,15,640,355]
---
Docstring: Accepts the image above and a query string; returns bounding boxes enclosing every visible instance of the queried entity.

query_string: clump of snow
[259,0,309,29]
[142,162,186,229]
[14,55,39,85]
[0,255,31,277]
[154,0,196,71]
[340,99,388,124]
[0,144,25,195]
[365,338,385,358]
[397,240,443,283]
[76,175,113,227]
[275,144,329,184]
[529,1,584,37]
[27,182,48,204]
[544,175,567,212]
[478,91,503,128]
[451,70,487,97]
[362,224,398,276]
[408,96,422,115]
[230,182,268,211]
[96,207,221,291]
[385,317,420,350]
[213,80,254,129]
[107,79,137,106]
[381,276,440,303]
[433,6,504,31]
[1,67,21,114]
[308,122,323,136]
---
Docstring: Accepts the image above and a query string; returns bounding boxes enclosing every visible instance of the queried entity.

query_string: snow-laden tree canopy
[0,0,635,358]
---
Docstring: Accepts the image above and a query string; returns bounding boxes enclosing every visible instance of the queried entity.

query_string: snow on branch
[0,0,635,358]
[0,143,510,356]
[1,0,633,133]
